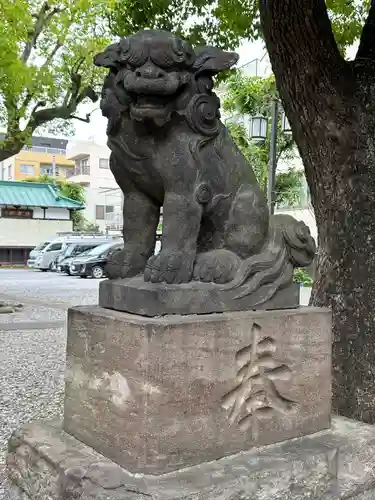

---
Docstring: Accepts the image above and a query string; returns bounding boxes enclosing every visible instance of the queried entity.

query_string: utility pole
[267,98,279,215]
[52,155,56,182]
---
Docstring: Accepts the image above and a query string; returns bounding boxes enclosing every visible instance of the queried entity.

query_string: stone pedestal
[64,306,331,474]
[6,304,375,499]
[6,418,375,499]
[99,277,300,316]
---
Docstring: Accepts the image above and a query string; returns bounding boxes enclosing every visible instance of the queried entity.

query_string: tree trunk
[260,0,375,422]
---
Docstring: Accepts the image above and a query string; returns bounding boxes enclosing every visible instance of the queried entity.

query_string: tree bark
[260,0,375,422]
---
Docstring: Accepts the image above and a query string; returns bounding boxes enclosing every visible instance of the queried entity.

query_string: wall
[0,218,73,247]
[83,187,122,231]
[13,151,74,180]
[1,157,15,180]
[67,140,117,189]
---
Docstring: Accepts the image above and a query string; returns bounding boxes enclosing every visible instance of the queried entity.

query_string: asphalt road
[0,268,100,310]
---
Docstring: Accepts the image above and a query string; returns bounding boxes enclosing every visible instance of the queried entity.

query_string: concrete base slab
[98,277,300,316]
[5,417,375,499]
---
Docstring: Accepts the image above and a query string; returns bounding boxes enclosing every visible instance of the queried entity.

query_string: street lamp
[249,99,293,215]
[250,114,268,141]
[281,112,292,134]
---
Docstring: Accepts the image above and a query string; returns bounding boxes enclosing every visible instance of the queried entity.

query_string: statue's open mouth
[129,93,171,121]
[134,95,167,109]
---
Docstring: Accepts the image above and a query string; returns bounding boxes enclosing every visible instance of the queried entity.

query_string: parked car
[34,234,119,272]
[56,242,110,275]
[50,258,58,272]
[27,240,52,268]
[70,241,123,279]
[34,240,64,271]
[58,256,80,275]
[75,236,162,279]
[70,241,124,279]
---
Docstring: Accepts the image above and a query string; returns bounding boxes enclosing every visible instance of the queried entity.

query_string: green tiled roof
[0,181,84,210]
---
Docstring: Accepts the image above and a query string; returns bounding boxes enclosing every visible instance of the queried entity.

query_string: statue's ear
[193,47,238,76]
[94,43,120,69]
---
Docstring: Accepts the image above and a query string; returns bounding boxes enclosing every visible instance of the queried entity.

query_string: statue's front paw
[144,250,195,284]
[104,248,142,279]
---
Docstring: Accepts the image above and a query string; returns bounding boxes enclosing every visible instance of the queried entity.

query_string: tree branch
[356,1,375,60]
[30,100,46,115]
[69,113,91,123]
[27,83,97,132]
[21,2,61,63]
[42,40,63,68]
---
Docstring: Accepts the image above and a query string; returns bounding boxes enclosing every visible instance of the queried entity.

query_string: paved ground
[0,269,101,493]
[0,269,312,493]
[0,268,100,309]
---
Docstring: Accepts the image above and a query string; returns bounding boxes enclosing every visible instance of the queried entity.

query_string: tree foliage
[108,0,259,49]
[0,0,367,164]
[223,74,302,207]
[108,0,371,54]
[0,0,111,161]
[36,118,76,137]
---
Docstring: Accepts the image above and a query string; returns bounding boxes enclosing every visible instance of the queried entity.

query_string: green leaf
[0,0,111,161]
[109,0,372,54]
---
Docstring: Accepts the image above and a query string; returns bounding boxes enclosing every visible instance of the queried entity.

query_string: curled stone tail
[220,215,316,303]
[233,248,289,300]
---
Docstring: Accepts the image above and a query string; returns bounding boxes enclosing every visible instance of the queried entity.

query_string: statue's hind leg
[224,184,269,259]
[193,185,269,284]
[193,249,241,283]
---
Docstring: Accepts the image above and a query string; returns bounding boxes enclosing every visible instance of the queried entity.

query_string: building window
[40,164,59,177]
[96,205,114,219]
[2,208,34,219]
[99,158,109,169]
[22,145,66,155]
[96,205,105,220]
[20,164,35,175]
[74,158,90,176]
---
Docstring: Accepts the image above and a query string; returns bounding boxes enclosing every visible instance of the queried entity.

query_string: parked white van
[27,240,52,268]
[33,234,119,272]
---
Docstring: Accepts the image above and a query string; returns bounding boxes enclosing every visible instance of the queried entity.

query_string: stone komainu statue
[94,30,315,302]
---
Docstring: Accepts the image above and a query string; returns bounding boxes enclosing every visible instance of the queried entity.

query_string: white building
[65,139,123,232]
[84,186,123,232]
[239,54,272,78]
[66,139,117,189]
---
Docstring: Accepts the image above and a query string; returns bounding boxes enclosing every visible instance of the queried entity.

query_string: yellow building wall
[14,151,74,181]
